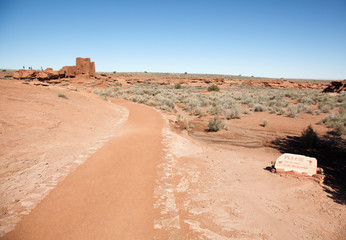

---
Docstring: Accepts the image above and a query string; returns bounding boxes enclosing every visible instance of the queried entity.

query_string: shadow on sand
[268,133,346,205]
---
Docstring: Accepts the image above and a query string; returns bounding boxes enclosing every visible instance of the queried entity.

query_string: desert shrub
[93,88,118,98]
[254,104,266,112]
[58,93,68,99]
[297,103,308,113]
[145,99,157,107]
[207,84,220,92]
[318,104,332,113]
[221,98,236,109]
[334,122,345,135]
[183,97,202,113]
[305,108,314,114]
[208,117,224,132]
[153,94,175,111]
[263,119,268,127]
[300,125,319,149]
[225,105,242,120]
[298,96,314,105]
[318,109,346,135]
[194,107,204,117]
[184,98,204,116]
[129,94,149,103]
[93,88,105,96]
[269,107,276,114]
[207,105,225,116]
[184,121,194,129]
[277,108,285,115]
[174,83,182,89]
[287,105,298,118]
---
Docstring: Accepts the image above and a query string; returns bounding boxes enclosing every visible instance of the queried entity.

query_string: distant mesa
[13,57,95,81]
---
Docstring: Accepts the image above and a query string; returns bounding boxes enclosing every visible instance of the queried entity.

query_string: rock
[35,71,50,80]
[13,70,36,79]
[46,79,62,84]
[21,70,36,79]
[30,79,42,86]
[322,81,346,93]
[274,153,317,176]
[43,68,60,79]
[12,72,21,79]
[0,72,13,78]
[67,86,78,91]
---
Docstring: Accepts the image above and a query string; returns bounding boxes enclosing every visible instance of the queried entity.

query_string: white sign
[274,153,317,176]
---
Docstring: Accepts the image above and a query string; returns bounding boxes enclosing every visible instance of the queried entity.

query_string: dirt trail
[2,99,163,240]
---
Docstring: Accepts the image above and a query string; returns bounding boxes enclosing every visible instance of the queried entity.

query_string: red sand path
[2,99,163,240]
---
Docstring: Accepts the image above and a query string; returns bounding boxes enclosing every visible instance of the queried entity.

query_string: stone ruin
[12,57,95,81]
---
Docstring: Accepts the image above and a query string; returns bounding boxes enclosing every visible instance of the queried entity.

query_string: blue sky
[0,0,345,79]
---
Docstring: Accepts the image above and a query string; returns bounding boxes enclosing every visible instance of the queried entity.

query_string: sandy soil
[152,113,345,239]
[2,100,164,239]
[0,80,128,235]
[0,79,345,239]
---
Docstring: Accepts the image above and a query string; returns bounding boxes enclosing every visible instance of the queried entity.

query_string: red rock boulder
[12,70,36,79]
[323,81,346,93]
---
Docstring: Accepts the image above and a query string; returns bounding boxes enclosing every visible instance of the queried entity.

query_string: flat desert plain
[0,74,345,240]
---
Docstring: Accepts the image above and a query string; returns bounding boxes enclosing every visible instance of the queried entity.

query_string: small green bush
[207,84,220,92]
[174,83,182,89]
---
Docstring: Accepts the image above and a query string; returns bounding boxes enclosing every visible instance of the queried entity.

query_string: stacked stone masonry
[13,58,95,80]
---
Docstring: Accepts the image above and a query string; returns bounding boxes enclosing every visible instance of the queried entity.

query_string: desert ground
[0,72,345,239]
